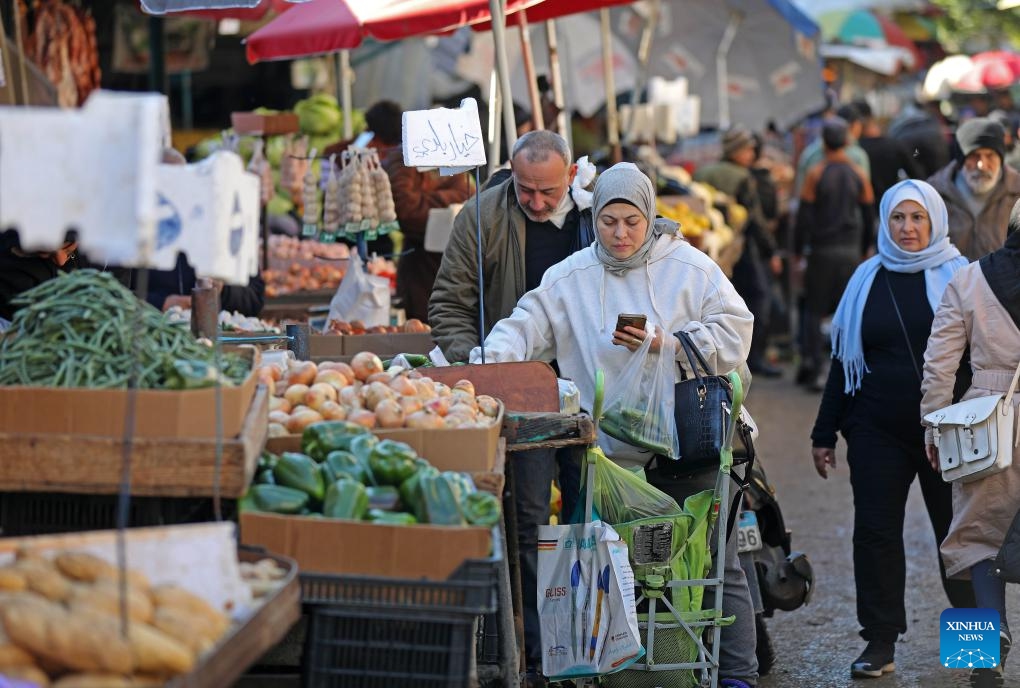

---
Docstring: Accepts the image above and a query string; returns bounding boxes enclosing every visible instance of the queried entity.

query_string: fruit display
[0,271,250,390]
[243,427,501,527]
[279,136,309,209]
[333,147,398,235]
[656,197,711,238]
[324,319,430,336]
[0,549,258,685]
[258,353,501,437]
[300,149,320,234]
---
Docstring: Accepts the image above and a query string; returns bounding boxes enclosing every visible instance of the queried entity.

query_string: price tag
[736,510,762,553]
[402,98,486,172]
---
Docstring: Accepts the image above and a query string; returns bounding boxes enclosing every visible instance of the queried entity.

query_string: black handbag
[993,507,1020,583]
[648,331,735,477]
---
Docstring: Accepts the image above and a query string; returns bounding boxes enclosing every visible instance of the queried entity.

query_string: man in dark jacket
[928,117,1020,261]
[430,130,594,686]
[795,118,875,391]
[694,125,782,377]
[855,99,924,212]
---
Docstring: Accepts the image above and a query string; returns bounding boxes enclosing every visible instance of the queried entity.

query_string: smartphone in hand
[615,313,647,333]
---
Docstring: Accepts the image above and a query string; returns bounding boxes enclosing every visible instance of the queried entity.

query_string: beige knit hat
[721,125,755,160]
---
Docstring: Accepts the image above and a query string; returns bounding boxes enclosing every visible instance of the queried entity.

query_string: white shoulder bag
[923,360,1020,484]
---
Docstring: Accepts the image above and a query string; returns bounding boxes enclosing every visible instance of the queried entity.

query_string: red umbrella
[244,0,542,63]
[953,50,1020,92]
[471,0,637,29]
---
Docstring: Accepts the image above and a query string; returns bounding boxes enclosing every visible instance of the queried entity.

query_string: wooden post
[600,8,621,163]
[489,0,518,156]
[516,9,543,130]
[545,20,572,151]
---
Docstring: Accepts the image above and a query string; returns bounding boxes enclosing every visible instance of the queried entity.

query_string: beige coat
[920,262,1020,578]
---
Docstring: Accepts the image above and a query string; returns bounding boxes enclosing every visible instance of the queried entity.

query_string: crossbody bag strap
[673,330,706,384]
[1004,358,1020,407]
[882,271,923,384]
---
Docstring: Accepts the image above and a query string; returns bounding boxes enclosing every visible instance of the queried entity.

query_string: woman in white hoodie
[471,162,758,687]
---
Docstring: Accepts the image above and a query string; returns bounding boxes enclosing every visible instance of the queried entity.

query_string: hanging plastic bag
[323,256,391,331]
[577,447,682,525]
[537,520,644,680]
[600,327,680,460]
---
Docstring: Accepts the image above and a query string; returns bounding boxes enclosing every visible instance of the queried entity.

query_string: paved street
[748,374,1020,688]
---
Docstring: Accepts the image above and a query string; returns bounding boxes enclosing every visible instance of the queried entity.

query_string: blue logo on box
[941,608,1000,669]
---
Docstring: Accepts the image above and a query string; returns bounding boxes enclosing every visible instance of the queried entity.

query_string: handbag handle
[674,330,714,382]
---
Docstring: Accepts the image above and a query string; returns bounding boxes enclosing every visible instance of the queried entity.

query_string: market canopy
[244,0,543,63]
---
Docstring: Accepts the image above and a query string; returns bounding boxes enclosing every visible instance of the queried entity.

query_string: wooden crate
[0,384,269,498]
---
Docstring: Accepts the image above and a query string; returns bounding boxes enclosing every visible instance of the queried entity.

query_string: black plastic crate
[476,610,501,665]
[303,605,476,688]
[0,492,237,536]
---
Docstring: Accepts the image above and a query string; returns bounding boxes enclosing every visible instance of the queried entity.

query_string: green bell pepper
[255,467,276,485]
[367,509,419,525]
[301,420,371,461]
[349,434,381,486]
[365,486,402,511]
[250,484,310,514]
[420,473,466,526]
[324,450,368,484]
[257,451,279,472]
[273,452,326,503]
[368,440,419,486]
[399,465,439,522]
[461,491,502,527]
[323,478,370,520]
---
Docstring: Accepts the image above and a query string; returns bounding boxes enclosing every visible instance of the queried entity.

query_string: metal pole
[7,3,28,105]
[489,0,518,158]
[600,8,621,163]
[545,20,572,151]
[487,69,502,177]
[474,166,486,363]
[338,50,354,139]
[630,0,660,109]
[716,12,742,130]
[148,15,167,94]
[516,10,543,131]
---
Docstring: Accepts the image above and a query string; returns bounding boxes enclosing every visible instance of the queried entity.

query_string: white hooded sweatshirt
[470,234,753,468]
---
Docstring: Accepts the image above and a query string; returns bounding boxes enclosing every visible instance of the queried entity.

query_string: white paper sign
[0,90,164,266]
[402,97,486,170]
[154,151,261,285]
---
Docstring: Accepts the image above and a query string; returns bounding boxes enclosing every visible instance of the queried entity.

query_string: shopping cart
[592,370,746,688]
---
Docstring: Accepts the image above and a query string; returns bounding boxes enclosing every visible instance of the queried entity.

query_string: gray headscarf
[592,163,679,275]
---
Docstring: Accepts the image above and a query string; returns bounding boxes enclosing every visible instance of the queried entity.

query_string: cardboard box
[230,111,299,136]
[239,512,492,579]
[265,403,503,472]
[309,333,434,359]
[0,367,257,440]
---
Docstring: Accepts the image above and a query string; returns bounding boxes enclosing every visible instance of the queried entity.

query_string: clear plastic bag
[600,327,680,460]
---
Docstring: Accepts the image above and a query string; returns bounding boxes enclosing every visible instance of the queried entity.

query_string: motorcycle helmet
[757,549,814,613]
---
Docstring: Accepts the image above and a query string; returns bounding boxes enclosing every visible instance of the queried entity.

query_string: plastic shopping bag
[579,447,682,525]
[538,520,644,680]
[600,327,680,460]
[323,256,390,331]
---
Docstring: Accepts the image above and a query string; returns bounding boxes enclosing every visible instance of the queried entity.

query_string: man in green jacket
[429,130,594,686]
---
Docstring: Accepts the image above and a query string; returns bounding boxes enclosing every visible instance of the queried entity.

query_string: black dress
[811,268,974,643]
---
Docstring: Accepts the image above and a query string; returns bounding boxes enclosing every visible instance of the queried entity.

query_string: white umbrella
[922,54,975,101]
[625,0,826,131]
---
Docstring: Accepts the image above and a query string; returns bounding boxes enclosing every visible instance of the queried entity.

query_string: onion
[315,369,350,390]
[412,379,437,400]
[363,381,396,411]
[339,386,363,409]
[375,398,405,428]
[268,410,290,425]
[476,395,500,418]
[448,402,477,419]
[287,409,324,434]
[348,409,378,428]
[388,375,417,396]
[450,390,477,409]
[366,372,392,385]
[319,401,348,421]
[286,361,317,387]
[284,384,310,407]
[452,380,476,398]
[268,422,289,438]
[305,383,337,411]
[405,409,444,430]
[350,352,384,381]
[425,397,450,417]
[435,383,452,397]
[398,396,424,416]
[269,396,292,414]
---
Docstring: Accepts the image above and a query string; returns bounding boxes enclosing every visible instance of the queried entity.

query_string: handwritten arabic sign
[402,98,486,170]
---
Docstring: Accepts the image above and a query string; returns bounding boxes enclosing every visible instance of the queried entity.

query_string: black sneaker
[851,640,895,678]
[1002,627,1012,668]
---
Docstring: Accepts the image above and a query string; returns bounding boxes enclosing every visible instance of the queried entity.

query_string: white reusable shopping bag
[323,256,391,331]
[537,520,644,680]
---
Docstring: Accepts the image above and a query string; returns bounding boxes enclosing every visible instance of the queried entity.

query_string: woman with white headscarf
[809,179,973,679]
[472,163,759,687]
